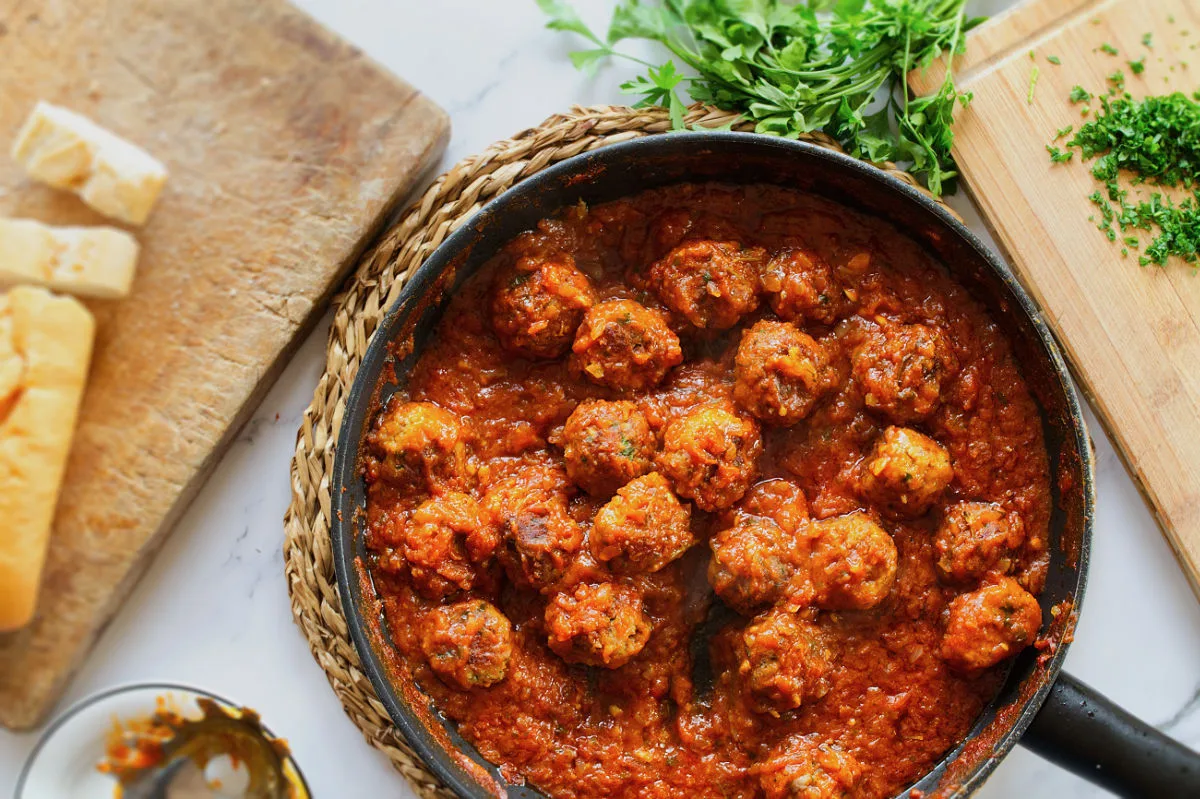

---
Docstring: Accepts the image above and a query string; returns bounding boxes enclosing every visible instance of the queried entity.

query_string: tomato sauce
[363,184,1052,798]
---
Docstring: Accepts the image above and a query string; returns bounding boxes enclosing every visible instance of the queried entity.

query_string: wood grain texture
[0,0,448,727]
[911,0,1200,597]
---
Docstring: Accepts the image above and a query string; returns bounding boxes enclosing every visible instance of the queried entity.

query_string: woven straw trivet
[282,103,952,798]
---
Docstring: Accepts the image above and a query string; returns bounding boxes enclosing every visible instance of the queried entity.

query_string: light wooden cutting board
[911,0,1200,597]
[0,0,447,728]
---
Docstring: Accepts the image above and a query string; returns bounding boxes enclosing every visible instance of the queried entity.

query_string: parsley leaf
[621,61,687,130]
[537,0,606,47]
[1070,85,1094,103]
[1046,144,1073,163]
[1100,42,1119,55]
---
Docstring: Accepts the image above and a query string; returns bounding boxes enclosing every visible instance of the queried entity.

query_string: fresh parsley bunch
[538,0,983,195]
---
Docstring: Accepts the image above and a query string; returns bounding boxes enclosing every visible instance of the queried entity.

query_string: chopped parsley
[1128,58,1146,75]
[1108,70,1126,90]
[1049,89,1200,267]
[1047,55,1062,65]
[1046,144,1073,163]
[1070,85,1094,103]
[1028,66,1040,104]
[1142,32,1154,48]
[1100,42,1119,56]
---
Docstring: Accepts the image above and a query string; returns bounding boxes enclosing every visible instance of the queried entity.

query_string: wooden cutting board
[910,0,1200,597]
[0,0,447,728]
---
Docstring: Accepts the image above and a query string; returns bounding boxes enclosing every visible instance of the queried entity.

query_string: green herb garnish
[1028,66,1040,104]
[1128,58,1145,75]
[1047,55,1062,65]
[1108,70,1126,90]
[1100,42,1119,56]
[1047,144,1073,163]
[1142,32,1153,48]
[1050,89,1200,266]
[537,0,984,196]
[1070,85,1094,103]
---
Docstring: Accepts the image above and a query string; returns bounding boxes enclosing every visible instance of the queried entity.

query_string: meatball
[760,247,844,327]
[851,319,956,423]
[383,492,498,599]
[809,512,897,611]
[645,239,764,330]
[754,736,862,799]
[942,577,1042,672]
[859,426,954,518]
[365,400,465,492]
[730,479,810,535]
[481,461,569,507]
[490,251,596,359]
[571,299,682,392]
[737,608,834,714]
[591,472,694,574]
[421,599,514,690]
[658,402,763,512]
[561,399,656,496]
[484,469,583,592]
[935,502,1026,584]
[500,498,583,592]
[544,582,651,668]
[709,516,804,614]
[734,320,836,425]
[647,209,741,258]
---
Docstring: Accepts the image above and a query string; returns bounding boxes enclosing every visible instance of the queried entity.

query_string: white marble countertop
[3,1,1199,797]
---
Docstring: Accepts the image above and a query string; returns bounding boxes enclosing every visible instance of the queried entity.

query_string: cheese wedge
[11,102,168,225]
[0,286,95,632]
[0,218,140,299]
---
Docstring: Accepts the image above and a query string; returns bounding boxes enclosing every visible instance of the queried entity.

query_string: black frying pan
[330,133,1200,798]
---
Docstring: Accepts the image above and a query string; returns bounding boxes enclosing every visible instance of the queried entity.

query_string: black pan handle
[1022,671,1200,798]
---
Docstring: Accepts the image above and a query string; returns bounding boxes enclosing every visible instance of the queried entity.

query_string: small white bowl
[15,683,308,799]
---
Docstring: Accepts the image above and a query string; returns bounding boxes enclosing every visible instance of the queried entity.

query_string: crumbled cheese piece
[0,218,140,299]
[11,101,168,225]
